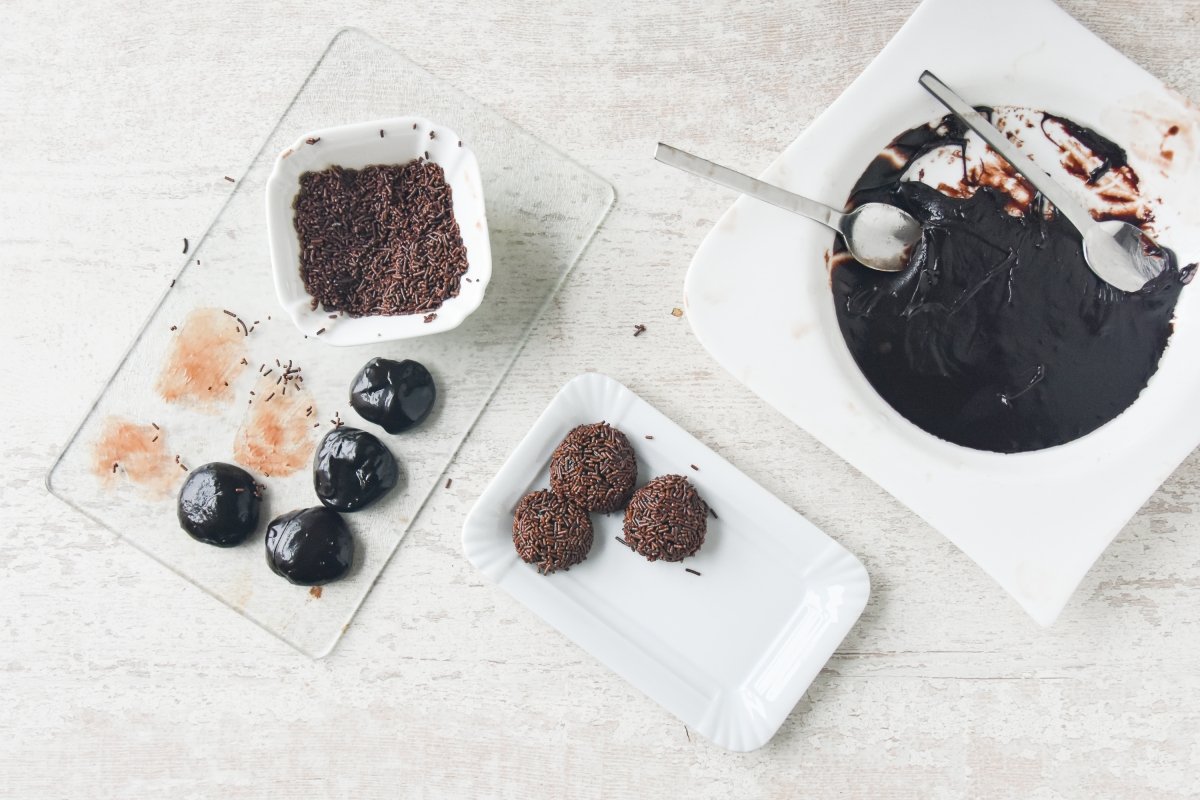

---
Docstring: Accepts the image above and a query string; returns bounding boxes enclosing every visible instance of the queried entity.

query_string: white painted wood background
[4,1,1199,796]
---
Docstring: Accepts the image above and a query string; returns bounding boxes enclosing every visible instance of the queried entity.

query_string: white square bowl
[683,0,1200,626]
[265,116,491,346]
[462,373,870,751]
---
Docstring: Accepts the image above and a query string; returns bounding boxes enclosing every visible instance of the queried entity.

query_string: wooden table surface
[4,1,1200,796]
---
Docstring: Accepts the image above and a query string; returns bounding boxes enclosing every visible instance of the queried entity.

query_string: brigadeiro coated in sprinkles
[549,422,637,513]
[623,474,709,562]
[512,490,594,574]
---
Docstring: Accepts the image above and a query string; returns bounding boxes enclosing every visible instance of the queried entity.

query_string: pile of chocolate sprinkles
[623,474,708,562]
[293,160,468,317]
[549,422,638,513]
[512,490,594,574]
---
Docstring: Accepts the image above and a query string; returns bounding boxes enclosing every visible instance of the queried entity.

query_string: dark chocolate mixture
[832,112,1192,453]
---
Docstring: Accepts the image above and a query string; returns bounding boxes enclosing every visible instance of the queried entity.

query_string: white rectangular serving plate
[462,373,870,751]
[683,0,1200,626]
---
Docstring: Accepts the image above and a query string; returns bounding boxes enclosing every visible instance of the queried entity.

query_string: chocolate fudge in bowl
[831,108,1194,454]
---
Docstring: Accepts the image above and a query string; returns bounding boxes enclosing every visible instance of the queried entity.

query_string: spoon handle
[918,71,1098,237]
[654,143,846,232]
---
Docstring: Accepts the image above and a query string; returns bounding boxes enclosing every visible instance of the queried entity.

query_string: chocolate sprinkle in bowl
[265,116,492,345]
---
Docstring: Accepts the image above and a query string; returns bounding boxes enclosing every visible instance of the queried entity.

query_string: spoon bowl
[1084,221,1169,293]
[842,202,922,272]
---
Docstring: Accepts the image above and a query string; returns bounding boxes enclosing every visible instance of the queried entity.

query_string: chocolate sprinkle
[224,176,235,183]
[623,474,708,562]
[549,422,638,513]
[305,137,321,145]
[633,324,647,337]
[685,568,702,576]
[512,490,593,574]
[292,161,469,318]
[182,238,189,254]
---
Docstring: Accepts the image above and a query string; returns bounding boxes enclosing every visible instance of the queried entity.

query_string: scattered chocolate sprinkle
[685,568,701,576]
[263,369,272,377]
[112,462,119,474]
[293,161,469,317]
[235,317,248,336]
[423,151,429,160]
[671,307,683,318]
[151,435,158,443]
[429,130,436,140]
[457,140,463,147]
[170,325,177,331]
[240,358,248,365]
[709,507,719,520]
[550,422,638,513]
[444,478,453,489]
[152,422,160,430]
[222,310,236,318]
[174,455,180,464]
[423,313,437,323]
[644,435,654,440]
[170,279,176,288]
[182,238,189,254]
[305,137,321,145]
[615,536,629,547]
[179,462,188,471]
[265,392,274,402]
[316,328,326,336]
[512,490,594,574]
[328,314,339,319]
[412,123,417,129]
[224,176,235,183]
[690,464,699,471]
[633,324,647,337]
[379,129,385,138]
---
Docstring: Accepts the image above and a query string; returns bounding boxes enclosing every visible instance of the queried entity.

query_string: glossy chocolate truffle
[265,506,354,586]
[549,422,638,513]
[622,475,708,562]
[349,357,436,434]
[312,426,399,512]
[177,462,260,547]
[512,489,594,574]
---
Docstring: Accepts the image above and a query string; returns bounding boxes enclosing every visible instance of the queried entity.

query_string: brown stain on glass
[92,417,178,497]
[232,374,317,477]
[156,307,247,410]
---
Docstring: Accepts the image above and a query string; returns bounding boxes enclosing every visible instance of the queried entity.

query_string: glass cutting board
[47,28,614,657]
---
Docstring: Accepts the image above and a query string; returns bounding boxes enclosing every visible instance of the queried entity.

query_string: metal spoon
[655,143,921,272]
[919,71,1166,293]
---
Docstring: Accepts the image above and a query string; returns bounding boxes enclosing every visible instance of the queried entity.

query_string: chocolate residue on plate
[92,416,178,497]
[832,111,1190,453]
[156,307,248,410]
[233,373,317,477]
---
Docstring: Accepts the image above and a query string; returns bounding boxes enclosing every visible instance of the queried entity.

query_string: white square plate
[683,0,1200,626]
[462,373,870,751]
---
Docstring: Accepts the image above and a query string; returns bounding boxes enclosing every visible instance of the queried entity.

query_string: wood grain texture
[3,0,1200,797]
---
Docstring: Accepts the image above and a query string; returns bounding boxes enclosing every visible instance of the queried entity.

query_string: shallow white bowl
[684,0,1200,626]
[265,116,491,346]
